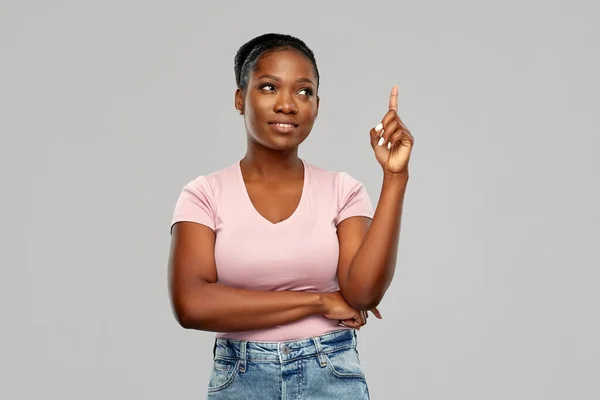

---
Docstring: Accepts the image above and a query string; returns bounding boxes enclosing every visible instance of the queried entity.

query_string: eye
[298,88,313,96]
[260,84,275,91]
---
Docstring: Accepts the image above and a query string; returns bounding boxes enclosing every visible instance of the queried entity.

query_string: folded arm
[168,222,364,331]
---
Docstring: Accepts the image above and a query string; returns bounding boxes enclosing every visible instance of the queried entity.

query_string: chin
[250,128,309,151]
[268,139,300,151]
[256,134,301,149]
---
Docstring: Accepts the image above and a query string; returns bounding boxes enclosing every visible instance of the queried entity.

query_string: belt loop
[239,341,247,373]
[212,340,217,358]
[312,336,327,368]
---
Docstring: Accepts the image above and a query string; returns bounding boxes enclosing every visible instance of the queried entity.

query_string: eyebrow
[257,74,316,86]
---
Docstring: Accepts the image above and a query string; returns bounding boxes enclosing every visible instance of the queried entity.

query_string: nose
[274,91,297,114]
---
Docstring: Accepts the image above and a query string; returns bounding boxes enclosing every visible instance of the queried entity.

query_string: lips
[268,121,298,134]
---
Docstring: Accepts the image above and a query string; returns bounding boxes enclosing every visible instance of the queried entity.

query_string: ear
[234,88,244,114]
[315,95,320,119]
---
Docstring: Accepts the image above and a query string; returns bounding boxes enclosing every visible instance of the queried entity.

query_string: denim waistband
[213,329,358,367]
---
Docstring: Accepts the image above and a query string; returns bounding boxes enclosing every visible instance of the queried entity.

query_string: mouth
[268,121,299,134]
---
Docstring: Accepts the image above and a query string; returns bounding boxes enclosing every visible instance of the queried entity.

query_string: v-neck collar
[236,159,308,227]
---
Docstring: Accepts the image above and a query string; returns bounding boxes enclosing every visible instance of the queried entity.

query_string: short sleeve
[170,176,216,234]
[335,172,374,226]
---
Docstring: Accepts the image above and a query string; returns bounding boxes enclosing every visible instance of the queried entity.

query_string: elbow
[340,269,393,311]
[352,297,382,312]
[174,308,195,330]
[170,298,208,330]
[169,279,215,330]
[342,289,383,311]
[171,302,193,329]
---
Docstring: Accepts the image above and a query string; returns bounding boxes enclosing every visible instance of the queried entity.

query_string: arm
[337,172,408,311]
[168,221,362,331]
[337,85,414,311]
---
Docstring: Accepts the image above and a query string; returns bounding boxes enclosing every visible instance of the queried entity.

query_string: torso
[171,158,374,341]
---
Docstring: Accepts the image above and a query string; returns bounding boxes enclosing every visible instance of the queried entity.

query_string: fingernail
[375,123,383,132]
[378,137,385,146]
[387,142,391,149]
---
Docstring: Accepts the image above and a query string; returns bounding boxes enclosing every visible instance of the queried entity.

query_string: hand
[370,85,415,174]
[321,291,383,330]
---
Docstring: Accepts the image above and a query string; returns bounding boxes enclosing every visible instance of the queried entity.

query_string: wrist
[383,169,409,182]
[315,292,329,315]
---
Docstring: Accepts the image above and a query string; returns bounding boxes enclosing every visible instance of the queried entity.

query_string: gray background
[2,0,599,398]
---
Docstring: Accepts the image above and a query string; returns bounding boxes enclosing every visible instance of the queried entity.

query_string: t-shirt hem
[336,213,374,227]
[170,219,215,235]
[214,326,353,343]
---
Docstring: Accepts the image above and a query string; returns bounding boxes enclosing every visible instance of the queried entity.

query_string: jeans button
[282,346,291,355]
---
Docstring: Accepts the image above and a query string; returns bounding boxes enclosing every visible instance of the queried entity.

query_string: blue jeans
[206,329,370,399]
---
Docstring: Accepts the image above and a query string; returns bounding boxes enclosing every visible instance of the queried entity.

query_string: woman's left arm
[337,85,414,311]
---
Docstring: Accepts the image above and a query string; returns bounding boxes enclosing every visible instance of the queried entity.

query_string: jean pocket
[324,348,366,380]
[207,357,240,393]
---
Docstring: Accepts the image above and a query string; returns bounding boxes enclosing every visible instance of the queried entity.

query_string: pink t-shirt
[170,159,374,342]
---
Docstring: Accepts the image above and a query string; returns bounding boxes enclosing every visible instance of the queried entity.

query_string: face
[235,48,319,151]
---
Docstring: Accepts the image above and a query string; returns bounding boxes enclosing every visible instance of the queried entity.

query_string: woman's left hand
[370,85,414,174]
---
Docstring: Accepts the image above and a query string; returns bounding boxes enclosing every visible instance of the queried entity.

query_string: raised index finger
[388,84,399,112]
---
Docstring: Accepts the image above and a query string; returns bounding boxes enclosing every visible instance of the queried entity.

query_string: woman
[168,33,413,399]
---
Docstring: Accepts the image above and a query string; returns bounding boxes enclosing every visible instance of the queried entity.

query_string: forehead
[251,48,317,81]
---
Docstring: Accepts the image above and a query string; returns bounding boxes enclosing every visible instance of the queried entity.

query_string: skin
[234,48,319,226]
[339,85,414,311]
[168,47,413,333]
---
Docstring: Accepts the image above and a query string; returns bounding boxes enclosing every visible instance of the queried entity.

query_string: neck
[241,142,303,181]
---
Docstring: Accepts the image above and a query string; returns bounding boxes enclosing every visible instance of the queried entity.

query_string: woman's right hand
[321,291,382,330]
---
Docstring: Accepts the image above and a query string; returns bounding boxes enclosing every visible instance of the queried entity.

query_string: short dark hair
[234,33,320,91]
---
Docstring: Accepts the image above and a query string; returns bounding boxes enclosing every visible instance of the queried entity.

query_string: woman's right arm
[168,221,363,332]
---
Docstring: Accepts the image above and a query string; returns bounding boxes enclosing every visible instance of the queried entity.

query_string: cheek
[248,94,271,113]
[245,109,271,142]
[300,122,314,139]
[301,104,318,124]
[246,100,270,127]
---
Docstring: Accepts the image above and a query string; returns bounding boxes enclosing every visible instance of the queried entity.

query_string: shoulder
[303,159,366,191]
[181,161,239,195]
[304,160,373,223]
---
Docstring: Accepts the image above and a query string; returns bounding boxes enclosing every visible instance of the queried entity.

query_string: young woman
[168,33,414,399]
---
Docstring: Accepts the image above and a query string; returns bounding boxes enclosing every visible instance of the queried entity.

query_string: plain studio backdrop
[2,0,598,399]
